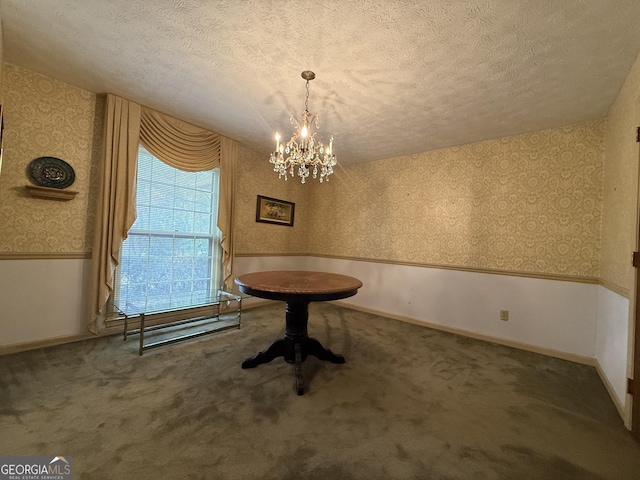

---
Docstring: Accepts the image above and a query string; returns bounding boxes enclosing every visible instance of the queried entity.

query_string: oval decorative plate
[28,157,76,189]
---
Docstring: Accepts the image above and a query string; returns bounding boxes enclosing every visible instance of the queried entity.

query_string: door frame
[633,269,639,440]
[633,129,640,442]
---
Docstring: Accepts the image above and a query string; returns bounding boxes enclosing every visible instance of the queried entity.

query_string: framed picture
[256,195,295,226]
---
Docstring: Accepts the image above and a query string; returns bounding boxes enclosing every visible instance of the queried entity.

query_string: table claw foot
[241,339,287,369]
[306,337,346,364]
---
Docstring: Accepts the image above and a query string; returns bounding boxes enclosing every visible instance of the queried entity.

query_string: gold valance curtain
[88,94,237,333]
[140,107,222,171]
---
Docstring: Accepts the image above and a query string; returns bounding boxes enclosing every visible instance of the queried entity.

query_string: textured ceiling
[2,0,640,165]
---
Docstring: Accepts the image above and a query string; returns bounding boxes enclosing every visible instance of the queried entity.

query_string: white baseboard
[0,331,98,356]
[335,301,596,366]
[594,359,627,423]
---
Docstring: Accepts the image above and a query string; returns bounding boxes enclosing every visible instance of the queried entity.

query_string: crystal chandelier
[269,70,337,183]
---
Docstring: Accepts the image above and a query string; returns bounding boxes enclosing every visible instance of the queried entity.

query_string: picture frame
[256,195,295,226]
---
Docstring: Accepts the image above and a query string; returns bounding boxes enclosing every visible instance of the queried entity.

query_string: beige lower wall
[0,257,92,347]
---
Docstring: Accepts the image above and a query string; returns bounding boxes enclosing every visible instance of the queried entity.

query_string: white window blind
[114,145,221,313]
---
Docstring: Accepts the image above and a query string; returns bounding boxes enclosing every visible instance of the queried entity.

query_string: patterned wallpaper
[600,54,640,293]
[0,64,102,255]
[306,120,605,280]
[1,62,628,289]
[235,145,309,256]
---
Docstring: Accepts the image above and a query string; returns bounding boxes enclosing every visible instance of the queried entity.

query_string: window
[114,145,221,313]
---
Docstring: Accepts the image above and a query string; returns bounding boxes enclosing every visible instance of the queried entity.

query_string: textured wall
[0,63,610,283]
[600,54,640,293]
[0,64,101,255]
[307,120,605,279]
[235,145,310,255]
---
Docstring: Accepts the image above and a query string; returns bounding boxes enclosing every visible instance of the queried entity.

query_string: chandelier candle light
[269,70,337,183]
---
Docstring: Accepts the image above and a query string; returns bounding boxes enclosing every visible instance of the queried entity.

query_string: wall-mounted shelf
[25,184,78,200]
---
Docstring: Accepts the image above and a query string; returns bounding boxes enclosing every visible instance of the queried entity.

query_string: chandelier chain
[304,80,310,113]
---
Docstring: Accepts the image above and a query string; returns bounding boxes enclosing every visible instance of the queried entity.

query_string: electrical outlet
[500,310,509,321]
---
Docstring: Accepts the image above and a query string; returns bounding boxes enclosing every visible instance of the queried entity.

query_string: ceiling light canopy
[269,71,337,183]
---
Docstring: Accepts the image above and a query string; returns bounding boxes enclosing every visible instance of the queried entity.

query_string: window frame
[112,145,222,318]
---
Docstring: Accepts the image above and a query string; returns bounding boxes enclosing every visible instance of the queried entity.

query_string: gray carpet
[1,303,639,479]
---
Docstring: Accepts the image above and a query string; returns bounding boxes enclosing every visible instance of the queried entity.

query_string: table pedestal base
[241,301,344,395]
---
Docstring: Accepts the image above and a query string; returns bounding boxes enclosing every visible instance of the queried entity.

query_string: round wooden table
[235,270,363,395]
